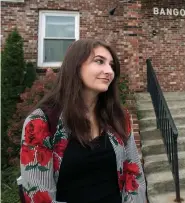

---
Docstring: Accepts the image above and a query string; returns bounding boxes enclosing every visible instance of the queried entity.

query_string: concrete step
[139,117,157,129]
[138,108,155,119]
[144,151,185,174]
[146,169,185,196]
[142,136,185,156]
[169,106,185,116]
[141,128,185,143]
[167,100,185,108]
[137,100,185,109]
[160,125,185,138]
[148,190,185,203]
[139,115,185,130]
[138,106,185,119]
[140,129,162,141]
[140,126,157,133]
[136,92,185,101]
[177,125,185,137]
[173,115,185,126]
[141,126,185,136]
[164,92,185,100]
[135,93,151,101]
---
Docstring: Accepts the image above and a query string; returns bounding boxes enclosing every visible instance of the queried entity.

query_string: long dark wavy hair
[34,39,128,145]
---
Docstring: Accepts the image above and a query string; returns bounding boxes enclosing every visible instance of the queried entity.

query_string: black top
[56,132,121,203]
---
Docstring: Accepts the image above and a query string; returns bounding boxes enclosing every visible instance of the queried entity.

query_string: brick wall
[141,0,185,91]
[1,0,185,92]
[1,0,143,92]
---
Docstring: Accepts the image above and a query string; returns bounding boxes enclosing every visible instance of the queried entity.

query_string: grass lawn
[1,166,20,203]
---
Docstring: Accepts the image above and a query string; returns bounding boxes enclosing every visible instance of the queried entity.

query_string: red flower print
[117,171,124,191]
[33,191,52,203]
[53,153,60,172]
[54,139,68,157]
[125,173,139,192]
[114,133,124,146]
[123,160,140,176]
[21,145,35,165]
[25,119,50,146]
[24,192,31,203]
[36,146,52,166]
[121,160,140,193]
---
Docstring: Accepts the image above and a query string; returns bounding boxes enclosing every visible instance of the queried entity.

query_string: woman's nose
[105,63,114,74]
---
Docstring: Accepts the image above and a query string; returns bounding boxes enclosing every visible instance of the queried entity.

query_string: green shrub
[118,75,129,105]
[23,62,37,88]
[1,28,26,167]
[1,166,20,203]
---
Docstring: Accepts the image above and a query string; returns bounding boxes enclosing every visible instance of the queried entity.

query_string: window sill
[1,0,24,2]
[37,61,62,68]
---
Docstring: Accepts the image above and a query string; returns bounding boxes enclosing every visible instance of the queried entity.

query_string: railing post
[173,135,181,202]
[147,60,150,92]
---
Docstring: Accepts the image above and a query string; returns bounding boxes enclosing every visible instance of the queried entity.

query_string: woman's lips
[99,78,110,82]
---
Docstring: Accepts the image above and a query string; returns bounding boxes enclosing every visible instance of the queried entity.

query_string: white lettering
[173,9,179,16]
[153,7,185,17]
[166,8,172,15]
[153,7,159,15]
[180,9,185,16]
[160,8,166,15]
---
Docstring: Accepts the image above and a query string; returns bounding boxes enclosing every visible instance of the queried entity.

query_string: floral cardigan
[20,108,146,203]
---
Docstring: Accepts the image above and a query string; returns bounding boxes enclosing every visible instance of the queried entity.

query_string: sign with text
[153,7,185,17]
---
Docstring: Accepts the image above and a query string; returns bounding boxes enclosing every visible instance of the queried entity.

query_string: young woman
[20,39,146,203]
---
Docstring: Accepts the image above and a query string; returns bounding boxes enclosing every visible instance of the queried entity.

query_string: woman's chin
[96,86,109,93]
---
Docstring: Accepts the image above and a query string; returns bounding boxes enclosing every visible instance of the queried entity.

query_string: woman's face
[80,46,115,94]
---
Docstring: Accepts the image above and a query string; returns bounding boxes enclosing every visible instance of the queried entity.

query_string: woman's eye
[95,59,104,65]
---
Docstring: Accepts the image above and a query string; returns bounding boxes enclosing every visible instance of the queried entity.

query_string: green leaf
[43,139,52,149]
[112,136,118,145]
[53,131,66,144]
[136,173,142,179]
[124,195,129,202]
[23,187,28,193]
[29,115,46,121]
[120,167,122,174]
[28,186,38,194]
[38,166,49,172]
[28,145,35,150]
[54,134,61,144]
[127,159,132,163]
[25,164,38,171]
[130,191,138,195]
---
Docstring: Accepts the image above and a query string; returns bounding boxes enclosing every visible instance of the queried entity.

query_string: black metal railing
[146,59,182,202]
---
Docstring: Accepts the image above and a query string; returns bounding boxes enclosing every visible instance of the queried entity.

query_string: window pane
[45,16,75,38]
[44,39,75,62]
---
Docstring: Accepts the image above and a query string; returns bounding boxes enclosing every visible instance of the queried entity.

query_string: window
[38,11,80,67]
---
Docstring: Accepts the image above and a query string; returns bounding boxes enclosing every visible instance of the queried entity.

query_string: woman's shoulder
[23,108,48,127]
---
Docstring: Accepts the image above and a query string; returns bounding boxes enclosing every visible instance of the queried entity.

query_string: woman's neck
[83,90,98,116]
[83,90,100,139]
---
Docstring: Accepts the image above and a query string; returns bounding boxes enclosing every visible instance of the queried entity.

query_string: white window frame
[38,10,80,68]
[0,0,24,2]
